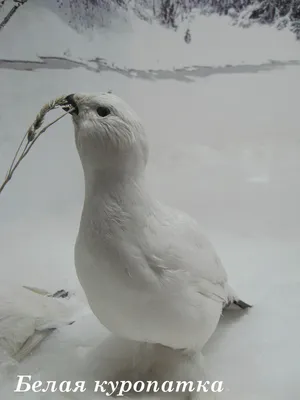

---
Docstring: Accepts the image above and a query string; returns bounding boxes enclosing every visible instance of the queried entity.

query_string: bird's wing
[142,203,229,304]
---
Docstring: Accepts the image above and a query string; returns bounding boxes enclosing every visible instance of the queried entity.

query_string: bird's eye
[97,106,110,117]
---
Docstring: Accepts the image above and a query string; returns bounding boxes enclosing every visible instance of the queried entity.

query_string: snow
[0,285,77,365]
[0,1,300,399]
[0,0,300,69]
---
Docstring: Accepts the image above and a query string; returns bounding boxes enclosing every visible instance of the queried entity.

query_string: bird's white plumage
[72,92,238,353]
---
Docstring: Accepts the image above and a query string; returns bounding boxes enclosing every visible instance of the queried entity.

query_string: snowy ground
[0,1,300,399]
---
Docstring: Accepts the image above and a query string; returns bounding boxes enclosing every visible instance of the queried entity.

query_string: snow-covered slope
[0,2,299,399]
[1,0,300,68]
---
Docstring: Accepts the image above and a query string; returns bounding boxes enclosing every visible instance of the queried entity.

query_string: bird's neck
[81,167,149,224]
[83,167,142,196]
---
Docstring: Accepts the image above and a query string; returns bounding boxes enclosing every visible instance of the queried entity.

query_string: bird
[65,92,251,399]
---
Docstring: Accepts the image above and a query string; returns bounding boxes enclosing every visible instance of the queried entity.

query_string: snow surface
[0,1,300,399]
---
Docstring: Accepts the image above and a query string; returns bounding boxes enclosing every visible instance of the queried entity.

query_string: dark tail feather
[233,299,252,309]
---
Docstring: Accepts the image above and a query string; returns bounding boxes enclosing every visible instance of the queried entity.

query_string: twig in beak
[0,96,74,196]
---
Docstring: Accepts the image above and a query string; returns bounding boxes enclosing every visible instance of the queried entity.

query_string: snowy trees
[156,0,300,27]
[1,0,300,37]
[156,0,300,38]
[246,0,300,24]
[160,0,177,27]
[56,0,130,29]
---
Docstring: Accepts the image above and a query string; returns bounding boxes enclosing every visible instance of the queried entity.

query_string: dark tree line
[158,0,300,32]
[63,0,300,38]
[55,0,129,30]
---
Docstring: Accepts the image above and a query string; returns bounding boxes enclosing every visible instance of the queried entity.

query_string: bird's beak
[63,93,79,115]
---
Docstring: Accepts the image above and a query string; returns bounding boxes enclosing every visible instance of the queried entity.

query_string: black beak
[63,93,79,115]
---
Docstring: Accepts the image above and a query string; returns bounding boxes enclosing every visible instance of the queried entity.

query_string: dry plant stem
[27,95,70,140]
[0,108,74,195]
[0,0,28,31]
[6,131,29,178]
[6,95,70,179]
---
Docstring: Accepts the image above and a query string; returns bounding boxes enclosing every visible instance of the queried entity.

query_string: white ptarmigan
[66,92,250,398]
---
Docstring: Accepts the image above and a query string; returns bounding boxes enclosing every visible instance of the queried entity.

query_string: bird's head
[65,92,149,178]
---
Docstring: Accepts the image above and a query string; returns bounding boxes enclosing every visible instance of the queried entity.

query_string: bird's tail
[224,285,252,310]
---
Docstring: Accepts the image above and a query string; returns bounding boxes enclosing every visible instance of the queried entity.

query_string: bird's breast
[74,230,140,331]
